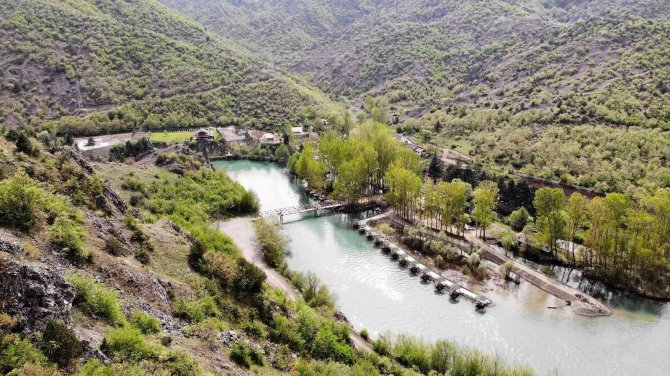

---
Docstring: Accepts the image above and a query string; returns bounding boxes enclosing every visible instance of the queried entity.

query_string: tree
[333,158,367,203]
[565,193,589,262]
[534,188,566,257]
[385,165,422,220]
[508,207,531,232]
[472,181,499,239]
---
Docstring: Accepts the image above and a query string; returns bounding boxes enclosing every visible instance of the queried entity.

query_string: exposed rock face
[0,258,75,331]
[0,237,24,256]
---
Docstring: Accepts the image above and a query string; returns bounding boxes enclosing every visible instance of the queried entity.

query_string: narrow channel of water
[215,160,670,376]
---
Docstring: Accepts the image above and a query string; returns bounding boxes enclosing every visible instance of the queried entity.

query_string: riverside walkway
[356,213,493,310]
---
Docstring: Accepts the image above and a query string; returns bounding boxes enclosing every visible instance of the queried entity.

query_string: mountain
[0,0,341,133]
[159,0,376,66]
[160,0,670,193]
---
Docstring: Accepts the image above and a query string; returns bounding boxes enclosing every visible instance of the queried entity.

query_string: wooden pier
[355,218,493,311]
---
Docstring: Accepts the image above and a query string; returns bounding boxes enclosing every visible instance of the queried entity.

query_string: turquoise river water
[214,159,670,376]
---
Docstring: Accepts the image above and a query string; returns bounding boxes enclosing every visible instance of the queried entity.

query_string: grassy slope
[0,0,340,133]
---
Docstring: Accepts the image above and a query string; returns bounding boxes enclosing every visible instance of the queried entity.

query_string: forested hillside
[163,0,670,194]
[0,0,341,133]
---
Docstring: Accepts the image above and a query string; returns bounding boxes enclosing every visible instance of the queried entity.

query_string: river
[215,159,670,376]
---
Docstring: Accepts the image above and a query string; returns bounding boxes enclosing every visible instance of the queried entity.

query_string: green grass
[149,131,193,143]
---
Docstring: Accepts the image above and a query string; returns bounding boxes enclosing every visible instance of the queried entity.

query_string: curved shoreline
[365,211,612,317]
[214,217,373,352]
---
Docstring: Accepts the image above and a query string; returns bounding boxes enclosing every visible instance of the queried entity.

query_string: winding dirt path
[215,217,373,352]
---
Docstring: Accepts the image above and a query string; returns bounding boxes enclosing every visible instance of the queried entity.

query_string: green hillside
[0,0,341,133]
[160,0,670,194]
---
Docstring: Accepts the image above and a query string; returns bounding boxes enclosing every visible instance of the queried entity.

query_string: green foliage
[49,216,88,260]
[0,171,46,231]
[41,319,83,367]
[229,342,264,368]
[66,272,123,324]
[243,320,266,339]
[102,326,155,361]
[508,207,532,232]
[129,311,161,335]
[173,296,219,323]
[253,219,288,269]
[0,338,49,374]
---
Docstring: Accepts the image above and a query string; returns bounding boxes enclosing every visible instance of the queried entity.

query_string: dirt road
[215,217,373,351]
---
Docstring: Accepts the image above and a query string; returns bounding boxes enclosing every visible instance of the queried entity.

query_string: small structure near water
[356,215,493,311]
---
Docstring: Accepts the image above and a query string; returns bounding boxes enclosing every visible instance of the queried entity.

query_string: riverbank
[367,211,611,317]
[215,217,373,352]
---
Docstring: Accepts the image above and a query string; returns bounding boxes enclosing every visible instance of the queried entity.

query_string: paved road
[215,217,373,351]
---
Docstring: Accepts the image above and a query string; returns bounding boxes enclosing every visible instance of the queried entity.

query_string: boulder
[0,258,75,331]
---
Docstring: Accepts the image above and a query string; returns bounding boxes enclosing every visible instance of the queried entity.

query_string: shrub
[0,172,45,231]
[102,326,155,361]
[508,207,531,232]
[232,258,266,297]
[162,350,202,375]
[66,272,123,323]
[105,236,125,256]
[129,311,160,335]
[49,216,89,260]
[41,319,83,367]
[173,296,219,323]
[183,318,227,341]
[6,363,62,376]
[243,320,266,339]
[360,329,369,340]
[230,342,265,368]
[253,219,288,269]
[0,338,48,373]
[229,342,252,368]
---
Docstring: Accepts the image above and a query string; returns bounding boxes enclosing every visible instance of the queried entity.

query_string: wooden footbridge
[257,202,346,222]
[355,215,493,311]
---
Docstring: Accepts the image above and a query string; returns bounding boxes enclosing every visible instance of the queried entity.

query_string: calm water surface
[215,160,670,376]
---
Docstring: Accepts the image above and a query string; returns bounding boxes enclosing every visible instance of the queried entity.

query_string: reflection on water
[215,160,670,376]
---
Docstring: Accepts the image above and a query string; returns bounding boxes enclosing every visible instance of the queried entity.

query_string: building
[193,129,215,142]
[291,126,307,138]
[219,126,248,143]
[261,133,279,145]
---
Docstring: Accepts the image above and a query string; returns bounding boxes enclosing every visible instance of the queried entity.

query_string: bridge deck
[257,202,345,219]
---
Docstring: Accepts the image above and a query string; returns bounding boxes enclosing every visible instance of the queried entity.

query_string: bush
[6,363,62,376]
[0,338,48,373]
[50,216,88,260]
[173,296,219,323]
[66,272,123,323]
[360,329,369,340]
[0,172,45,231]
[508,207,531,232]
[253,219,288,269]
[229,342,252,368]
[105,236,125,256]
[102,326,155,361]
[129,311,160,335]
[41,319,83,367]
[232,258,266,297]
[243,320,266,339]
[183,318,227,341]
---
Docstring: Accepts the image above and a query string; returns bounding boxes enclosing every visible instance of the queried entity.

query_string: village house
[193,128,215,142]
